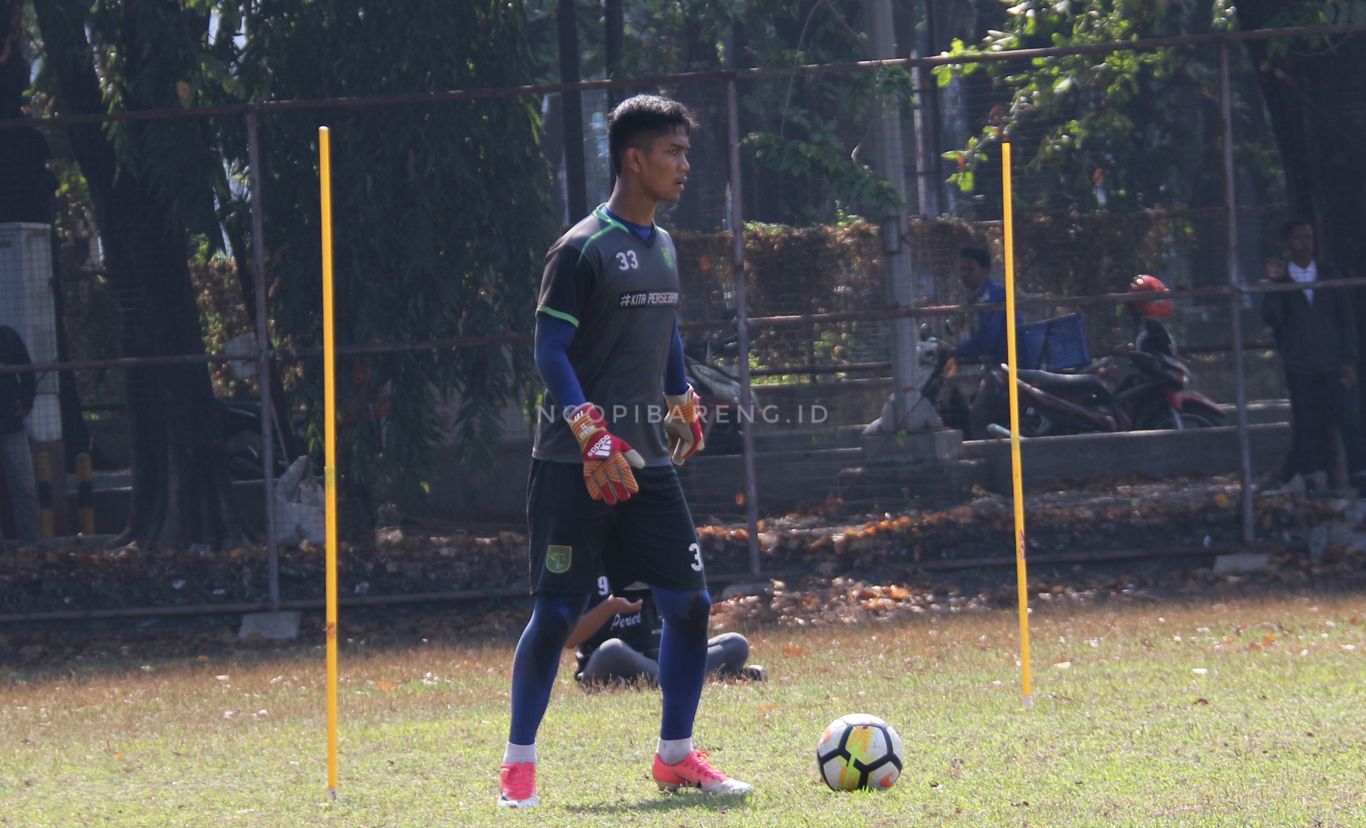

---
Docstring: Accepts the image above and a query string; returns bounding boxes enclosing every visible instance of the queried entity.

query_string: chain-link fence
[2,25,1362,615]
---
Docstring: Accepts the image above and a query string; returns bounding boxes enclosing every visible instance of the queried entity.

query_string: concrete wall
[80,419,1293,534]
[961,423,1290,494]
[413,422,1291,524]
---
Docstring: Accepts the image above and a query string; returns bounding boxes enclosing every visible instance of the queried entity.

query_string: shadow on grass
[563,792,753,817]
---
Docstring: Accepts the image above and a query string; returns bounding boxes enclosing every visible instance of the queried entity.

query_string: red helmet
[1129,274,1173,319]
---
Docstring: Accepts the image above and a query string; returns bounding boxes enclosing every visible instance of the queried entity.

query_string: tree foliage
[32,0,243,548]
[933,0,1274,214]
[26,0,551,538]
[524,0,907,226]
[223,0,550,516]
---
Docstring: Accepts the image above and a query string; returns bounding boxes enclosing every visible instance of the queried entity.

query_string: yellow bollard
[1001,141,1033,709]
[35,452,53,538]
[319,125,341,798]
[76,452,95,535]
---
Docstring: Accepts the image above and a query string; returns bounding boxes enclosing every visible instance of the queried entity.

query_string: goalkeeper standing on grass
[498,95,753,809]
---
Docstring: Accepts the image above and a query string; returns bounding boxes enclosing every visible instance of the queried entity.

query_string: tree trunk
[1,1,94,470]
[542,92,568,224]
[558,0,587,218]
[667,18,728,231]
[33,0,241,549]
[604,0,624,109]
[224,222,302,466]
[1237,6,1366,273]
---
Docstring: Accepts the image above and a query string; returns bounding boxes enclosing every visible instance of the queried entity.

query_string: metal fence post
[726,75,762,577]
[1219,42,1256,545]
[247,109,281,608]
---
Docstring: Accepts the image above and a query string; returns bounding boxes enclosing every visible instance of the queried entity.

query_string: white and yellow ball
[816,713,905,792]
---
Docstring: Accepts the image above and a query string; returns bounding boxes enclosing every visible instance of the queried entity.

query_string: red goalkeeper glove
[567,403,645,504]
[664,386,705,465]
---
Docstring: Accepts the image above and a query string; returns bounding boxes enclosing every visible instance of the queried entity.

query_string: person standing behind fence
[1261,219,1366,497]
[950,246,1011,367]
[947,246,1023,439]
[0,325,38,545]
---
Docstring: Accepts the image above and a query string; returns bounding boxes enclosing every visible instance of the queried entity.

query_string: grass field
[2,591,1364,827]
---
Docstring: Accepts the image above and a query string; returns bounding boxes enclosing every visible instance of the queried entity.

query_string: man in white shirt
[1262,219,1364,495]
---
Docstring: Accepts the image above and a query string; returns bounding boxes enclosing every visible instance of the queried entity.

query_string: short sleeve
[536,242,592,328]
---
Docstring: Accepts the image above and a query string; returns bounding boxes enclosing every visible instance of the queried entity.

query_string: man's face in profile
[958,255,988,294]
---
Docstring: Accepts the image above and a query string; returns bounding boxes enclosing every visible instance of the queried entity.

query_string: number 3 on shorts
[688,542,703,572]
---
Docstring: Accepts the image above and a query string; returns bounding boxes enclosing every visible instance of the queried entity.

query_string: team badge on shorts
[545,544,573,574]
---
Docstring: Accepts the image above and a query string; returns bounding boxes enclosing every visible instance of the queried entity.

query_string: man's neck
[606,184,657,227]
[1291,256,1315,269]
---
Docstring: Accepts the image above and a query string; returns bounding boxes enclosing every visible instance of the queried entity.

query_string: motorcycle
[973,348,1224,437]
[684,332,757,454]
[219,399,310,481]
[1095,349,1226,430]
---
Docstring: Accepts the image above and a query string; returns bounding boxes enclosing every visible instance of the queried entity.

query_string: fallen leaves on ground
[0,475,1363,669]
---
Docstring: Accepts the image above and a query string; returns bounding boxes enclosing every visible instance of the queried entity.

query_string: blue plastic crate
[1017,313,1091,371]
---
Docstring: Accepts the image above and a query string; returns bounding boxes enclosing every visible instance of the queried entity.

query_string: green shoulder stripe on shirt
[537,305,580,327]
[577,205,631,263]
[592,204,631,235]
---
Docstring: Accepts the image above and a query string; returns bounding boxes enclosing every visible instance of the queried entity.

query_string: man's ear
[624,146,642,174]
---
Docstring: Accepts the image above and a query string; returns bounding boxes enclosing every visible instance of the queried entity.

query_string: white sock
[503,742,536,765]
[657,737,693,765]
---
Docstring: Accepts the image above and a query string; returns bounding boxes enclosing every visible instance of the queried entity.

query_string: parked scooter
[1095,349,1226,430]
[219,399,310,481]
[972,347,1224,437]
[684,332,757,453]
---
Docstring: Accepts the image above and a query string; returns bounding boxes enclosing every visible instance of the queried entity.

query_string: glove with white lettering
[664,385,706,465]
[567,403,646,504]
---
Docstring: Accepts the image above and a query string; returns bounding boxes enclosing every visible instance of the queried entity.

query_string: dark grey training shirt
[532,205,680,466]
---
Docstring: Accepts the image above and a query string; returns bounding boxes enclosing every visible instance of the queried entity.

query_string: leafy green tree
[727,0,905,225]
[934,0,1252,215]
[525,0,909,227]
[230,0,550,521]
[32,0,242,548]
[28,0,550,545]
[0,0,51,225]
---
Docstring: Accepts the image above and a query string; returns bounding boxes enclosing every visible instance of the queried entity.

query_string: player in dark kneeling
[567,576,765,687]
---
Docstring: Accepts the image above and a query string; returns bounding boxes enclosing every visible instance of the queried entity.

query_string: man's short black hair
[608,95,697,175]
[1281,217,1313,239]
[960,246,991,270]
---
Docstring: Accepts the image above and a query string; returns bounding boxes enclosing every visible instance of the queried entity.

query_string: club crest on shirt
[618,290,679,309]
[546,544,572,573]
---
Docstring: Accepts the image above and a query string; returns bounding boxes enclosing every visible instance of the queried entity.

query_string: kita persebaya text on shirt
[533,205,682,467]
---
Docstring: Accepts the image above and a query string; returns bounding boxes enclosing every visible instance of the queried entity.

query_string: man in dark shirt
[0,326,38,545]
[1262,219,1365,495]
[498,94,751,809]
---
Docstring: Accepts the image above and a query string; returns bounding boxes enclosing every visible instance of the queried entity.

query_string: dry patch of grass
[1,592,1363,826]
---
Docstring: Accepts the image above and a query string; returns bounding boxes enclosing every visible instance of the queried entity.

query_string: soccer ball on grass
[816,713,904,792]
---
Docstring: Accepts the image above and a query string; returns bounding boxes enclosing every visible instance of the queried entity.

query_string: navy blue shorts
[526,459,706,594]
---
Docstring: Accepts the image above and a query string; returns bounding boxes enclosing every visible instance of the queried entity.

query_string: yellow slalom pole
[319,126,340,796]
[1001,140,1034,709]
